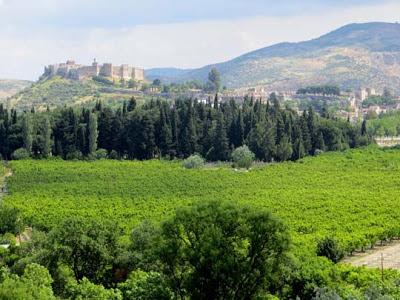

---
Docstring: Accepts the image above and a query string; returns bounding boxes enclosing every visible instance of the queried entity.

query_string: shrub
[66,151,83,160]
[231,145,255,169]
[95,149,108,160]
[312,287,341,300]
[118,270,172,300]
[11,148,30,160]
[316,237,344,263]
[0,204,22,235]
[183,155,205,169]
[92,76,113,86]
[109,150,119,160]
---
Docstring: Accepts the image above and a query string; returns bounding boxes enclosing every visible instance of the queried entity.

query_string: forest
[0,93,370,162]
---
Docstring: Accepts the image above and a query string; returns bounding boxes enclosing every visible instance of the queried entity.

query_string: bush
[108,150,119,160]
[118,270,172,300]
[0,205,22,235]
[183,155,205,169]
[314,149,324,156]
[11,148,30,160]
[92,76,114,86]
[312,287,341,300]
[66,151,83,160]
[316,237,344,263]
[0,263,56,300]
[231,145,255,169]
[95,149,108,160]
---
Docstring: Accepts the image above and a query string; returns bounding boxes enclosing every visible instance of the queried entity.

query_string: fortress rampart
[45,59,145,81]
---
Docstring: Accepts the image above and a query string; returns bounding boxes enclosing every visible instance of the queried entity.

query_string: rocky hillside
[0,79,32,100]
[146,22,400,92]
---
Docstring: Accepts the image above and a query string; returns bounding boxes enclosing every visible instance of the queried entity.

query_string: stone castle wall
[46,60,145,81]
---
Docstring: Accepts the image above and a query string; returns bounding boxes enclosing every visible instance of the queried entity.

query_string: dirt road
[343,241,400,269]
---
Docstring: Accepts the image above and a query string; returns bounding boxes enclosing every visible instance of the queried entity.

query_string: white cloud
[0,1,399,80]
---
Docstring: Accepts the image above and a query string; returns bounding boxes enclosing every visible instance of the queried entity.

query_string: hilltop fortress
[44,59,145,81]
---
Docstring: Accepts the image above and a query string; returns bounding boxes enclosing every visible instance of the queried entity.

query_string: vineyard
[4,145,400,256]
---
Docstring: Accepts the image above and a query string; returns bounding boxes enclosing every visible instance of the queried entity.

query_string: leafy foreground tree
[157,200,291,299]
[38,217,119,287]
[0,263,56,300]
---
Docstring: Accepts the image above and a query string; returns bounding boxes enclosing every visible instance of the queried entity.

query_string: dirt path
[342,241,400,269]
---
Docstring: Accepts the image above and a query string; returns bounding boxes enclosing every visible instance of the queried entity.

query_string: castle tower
[100,63,113,77]
[92,58,100,76]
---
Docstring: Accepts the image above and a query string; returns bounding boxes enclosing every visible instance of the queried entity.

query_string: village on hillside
[162,84,400,123]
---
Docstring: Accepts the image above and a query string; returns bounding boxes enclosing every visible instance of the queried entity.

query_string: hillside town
[159,83,400,123]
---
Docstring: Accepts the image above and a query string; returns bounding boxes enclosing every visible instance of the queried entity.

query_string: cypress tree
[88,112,98,155]
[179,100,197,157]
[315,130,326,151]
[171,107,179,157]
[0,122,6,158]
[300,115,312,154]
[361,120,367,136]
[231,110,244,147]
[276,113,285,145]
[127,97,137,112]
[22,113,33,154]
[276,135,293,162]
[292,124,305,160]
[159,106,172,156]
[43,116,52,157]
[213,94,219,110]
[321,101,329,119]
[208,111,229,161]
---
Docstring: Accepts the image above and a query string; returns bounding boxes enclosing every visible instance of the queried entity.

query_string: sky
[0,0,399,80]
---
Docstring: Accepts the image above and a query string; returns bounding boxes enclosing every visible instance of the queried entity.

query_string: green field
[5,145,400,255]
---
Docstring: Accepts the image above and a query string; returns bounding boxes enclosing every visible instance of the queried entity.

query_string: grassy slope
[7,77,154,111]
[5,146,400,254]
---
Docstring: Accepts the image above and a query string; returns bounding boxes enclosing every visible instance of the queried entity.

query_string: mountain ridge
[146,22,400,91]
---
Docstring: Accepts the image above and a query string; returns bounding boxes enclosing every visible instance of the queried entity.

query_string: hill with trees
[2,76,148,112]
[147,22,400,92]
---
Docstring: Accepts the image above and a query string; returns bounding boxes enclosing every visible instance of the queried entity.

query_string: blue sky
[0,0,398,79]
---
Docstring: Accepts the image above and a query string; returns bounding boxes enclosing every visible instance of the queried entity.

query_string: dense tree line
[0,94,370,161]
[297,85,341,96]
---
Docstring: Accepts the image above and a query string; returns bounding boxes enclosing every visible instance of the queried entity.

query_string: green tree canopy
[157,200,291,299]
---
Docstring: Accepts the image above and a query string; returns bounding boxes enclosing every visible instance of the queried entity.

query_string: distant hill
[145,67,191,82]
[0,79,32,100]
[147,22,400,92]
